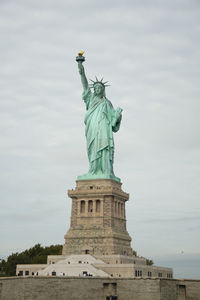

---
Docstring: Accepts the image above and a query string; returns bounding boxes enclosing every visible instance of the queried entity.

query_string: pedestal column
[62,179,133,256]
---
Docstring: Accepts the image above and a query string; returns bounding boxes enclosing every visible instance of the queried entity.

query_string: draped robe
[82,88,121,177]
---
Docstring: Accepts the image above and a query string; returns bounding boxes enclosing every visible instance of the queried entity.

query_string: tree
[146,259,154,266]
[132,250,137,256]
[0,244,62,277]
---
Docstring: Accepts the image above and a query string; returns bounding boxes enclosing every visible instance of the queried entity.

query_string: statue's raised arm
[76,51,88,91]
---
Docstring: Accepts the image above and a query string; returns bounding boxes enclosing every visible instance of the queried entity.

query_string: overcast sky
[0,0,200,279]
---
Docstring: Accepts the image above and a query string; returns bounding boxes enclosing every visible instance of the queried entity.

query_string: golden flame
[78,50,84,56]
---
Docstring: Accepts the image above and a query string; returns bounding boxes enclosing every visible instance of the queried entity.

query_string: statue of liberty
[76,52,123,182]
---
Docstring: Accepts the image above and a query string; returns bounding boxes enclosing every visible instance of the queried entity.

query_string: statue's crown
[89,77,110,88]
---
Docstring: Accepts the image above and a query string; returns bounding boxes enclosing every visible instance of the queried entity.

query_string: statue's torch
[76,51,85,63]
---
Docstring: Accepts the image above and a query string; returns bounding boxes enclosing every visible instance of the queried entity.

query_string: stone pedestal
[62,179,133,256]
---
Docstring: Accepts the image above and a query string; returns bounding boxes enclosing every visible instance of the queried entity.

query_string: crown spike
[89,77,110,88]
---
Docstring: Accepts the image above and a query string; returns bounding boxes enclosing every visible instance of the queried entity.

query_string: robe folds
[82,88,121,175]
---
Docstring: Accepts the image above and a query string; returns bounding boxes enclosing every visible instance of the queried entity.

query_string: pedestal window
[88,200,93,212]
[80,200,85,213]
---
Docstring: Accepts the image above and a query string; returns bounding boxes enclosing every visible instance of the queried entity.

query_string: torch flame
[78,51,84,56]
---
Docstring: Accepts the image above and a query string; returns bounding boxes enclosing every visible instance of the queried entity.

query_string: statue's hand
[115,107,123,119]
[112,107,122,132]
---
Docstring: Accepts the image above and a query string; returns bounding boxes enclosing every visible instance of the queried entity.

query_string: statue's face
[94,83,104,96]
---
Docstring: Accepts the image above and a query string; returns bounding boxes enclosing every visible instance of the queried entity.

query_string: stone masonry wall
[0,277,200,300]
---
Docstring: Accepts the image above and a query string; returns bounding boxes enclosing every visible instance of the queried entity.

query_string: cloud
[0,0,200,278]
[135,215,200,224]
[154,253,200,279]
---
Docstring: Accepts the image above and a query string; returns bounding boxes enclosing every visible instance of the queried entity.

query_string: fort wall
[0,277,200,300]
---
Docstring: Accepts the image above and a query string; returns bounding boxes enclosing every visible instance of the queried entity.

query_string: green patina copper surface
[76,53,122,182]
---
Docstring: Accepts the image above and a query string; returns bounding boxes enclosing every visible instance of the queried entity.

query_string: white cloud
[0,0,200,278]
